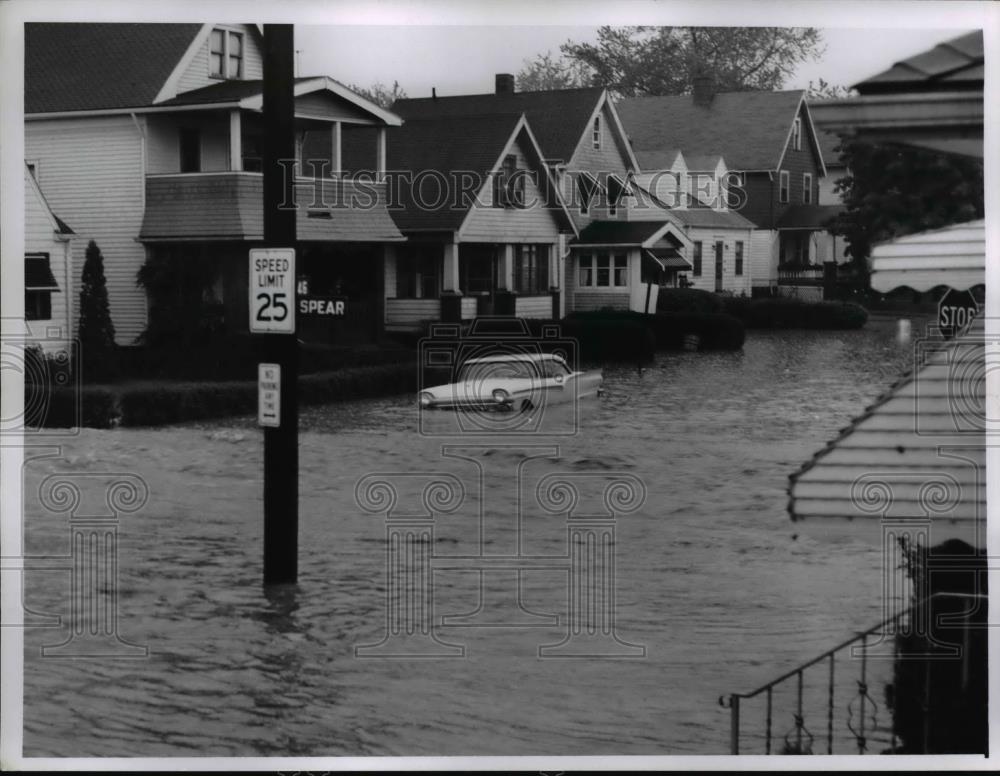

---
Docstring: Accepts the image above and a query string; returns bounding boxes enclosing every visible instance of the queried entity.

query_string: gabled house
[25,23,404,345]
[379,112,576,331]
[389,76,690,318]
[618,84,829,293]
[23,164,74,353]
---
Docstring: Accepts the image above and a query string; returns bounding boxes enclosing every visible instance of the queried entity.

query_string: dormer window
[210,29,243,79]
[592,115,602,150]
[791,117,802,151]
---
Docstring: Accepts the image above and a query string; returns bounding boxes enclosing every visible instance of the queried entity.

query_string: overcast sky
[295,24,970,98]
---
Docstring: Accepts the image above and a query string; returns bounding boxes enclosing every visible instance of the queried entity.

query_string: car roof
[463,352,567,365]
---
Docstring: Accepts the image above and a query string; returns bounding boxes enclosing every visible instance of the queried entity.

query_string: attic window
[210,29,244,79]
[592,115,602,150]
[791,117,802,151]
[779,170,790,203]
[494,154,525,208]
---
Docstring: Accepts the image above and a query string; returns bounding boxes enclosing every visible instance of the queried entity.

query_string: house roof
[814,125,846,168]
[26,22,203,113]
[633,148,684,170]
[385,113,529,232]
[684,154,724,172]
[574,220,686,247]
[775,204,845,230]
[667,206,756,230]
[392,87,607,164]
[854,30,984,95]
[617,90,808,171]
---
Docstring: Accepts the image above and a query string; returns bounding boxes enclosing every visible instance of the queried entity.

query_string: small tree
[78,239,118,382]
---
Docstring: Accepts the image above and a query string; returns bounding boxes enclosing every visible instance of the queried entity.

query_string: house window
[596,254,610,286]
[25,253,58,321]
[210,29,244,79]
[692,241,703,277]
[803,173,813,204]
[779,170,789,203]
[514,245,549,294]
[791,117,802,151]
[180,128,201,173]
[734,241,744,276]
[613,254,628,287]
[579,255,594,287]
[592,115,602,149]
[395,249,440,299]
[494,154,524,208]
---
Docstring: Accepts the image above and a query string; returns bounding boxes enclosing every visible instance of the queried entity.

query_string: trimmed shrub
[78,240,120,383]
[656,287,726,315]
[28,385,119,429]
[722,297,868,329]
[650,312,746,351]
[561,312,656,362]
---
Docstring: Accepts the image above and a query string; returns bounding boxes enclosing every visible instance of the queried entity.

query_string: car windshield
[457,359,538,383]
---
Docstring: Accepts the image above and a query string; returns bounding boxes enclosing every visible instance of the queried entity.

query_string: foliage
[515,51,593,91]
[545,26,823,97]
[828,139,985,273]
[561,311,656,361]
[349,80,408,109]
[26,385,120,429]
[721,297,868,329]
[650,311,745,350]
[78,240,119,383]
[656,287,725,315]
[805,78,854,100]
[135,251,225,351]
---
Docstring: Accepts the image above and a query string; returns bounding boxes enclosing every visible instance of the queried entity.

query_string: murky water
[21,318,929,756]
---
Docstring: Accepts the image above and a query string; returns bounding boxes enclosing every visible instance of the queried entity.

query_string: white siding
[461,137,564,243]
[26,116,148,344]
[24,172,73,352]
[514,295,551,319]
[750,229,779,288]
[175,25,264,96]
[146,113,231,174]
[385,298,440,331]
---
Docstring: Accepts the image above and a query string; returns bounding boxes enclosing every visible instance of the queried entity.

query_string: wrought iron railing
[719,592,986,755]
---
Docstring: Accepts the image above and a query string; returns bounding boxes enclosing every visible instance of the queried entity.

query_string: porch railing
[719,592,986,755]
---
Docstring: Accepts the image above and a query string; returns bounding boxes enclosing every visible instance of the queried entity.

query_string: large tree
[525,26,824,97]
[516,51,593,92]
[828,139,985,277]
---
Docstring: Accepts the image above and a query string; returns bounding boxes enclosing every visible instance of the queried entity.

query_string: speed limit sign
[249,248,296,334]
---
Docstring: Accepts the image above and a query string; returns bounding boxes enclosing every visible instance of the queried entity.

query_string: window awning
[643,248,691,272]
[869,219,985,293]
[25,254,60,291]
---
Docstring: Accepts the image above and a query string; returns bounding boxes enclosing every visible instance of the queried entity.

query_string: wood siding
[515,295,551,319]
[680,228,754,295]
[26,116,148,344]
[24,172,72,351]
[750,229,778,287]
[146,113,230,174]
[734,172,774,228]
[772,104,825,223]
[571,291,629,312]
[460,137,564,243]
[175,25,264,96]
[566,102,633,231]
[295,92,374,123]
[385,298,440,330]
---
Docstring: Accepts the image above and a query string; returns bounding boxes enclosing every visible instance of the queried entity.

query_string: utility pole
[260,24,298,585]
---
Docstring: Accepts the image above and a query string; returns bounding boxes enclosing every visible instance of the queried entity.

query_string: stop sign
[938,288,979,339]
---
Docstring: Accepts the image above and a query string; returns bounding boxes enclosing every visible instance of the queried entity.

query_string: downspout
[131,111,149,333]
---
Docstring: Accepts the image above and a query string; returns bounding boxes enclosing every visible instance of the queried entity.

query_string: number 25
[256,292,288,321]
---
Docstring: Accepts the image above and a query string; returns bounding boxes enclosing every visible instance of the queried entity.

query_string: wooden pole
[262,24,298,585]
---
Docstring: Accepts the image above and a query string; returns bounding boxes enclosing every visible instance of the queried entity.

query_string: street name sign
[258,363,281,427]
[298,295,347,317]
[250,248,296,334]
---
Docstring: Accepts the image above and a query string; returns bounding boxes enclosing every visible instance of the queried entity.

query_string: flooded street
[22,318,929,756]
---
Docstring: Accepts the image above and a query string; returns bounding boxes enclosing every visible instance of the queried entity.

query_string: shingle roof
[617,90,805,171]
[26,22,203,113]
[776,204,844,230]
[667,206,755,230]
[633,148,683,170]
[854,30,984,95]
[814,126,846,168]
[392,87,606,163]
[575,220,672,246]
[386,114,524,232]
[684,154,724,172]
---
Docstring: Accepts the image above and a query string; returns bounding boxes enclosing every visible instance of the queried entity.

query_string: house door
[714,241,724,291]
[461,244,499,314]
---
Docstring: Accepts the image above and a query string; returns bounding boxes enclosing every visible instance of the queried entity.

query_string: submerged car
[419,352,602,412]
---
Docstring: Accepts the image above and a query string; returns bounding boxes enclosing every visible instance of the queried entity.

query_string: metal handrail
[719,591,986,754]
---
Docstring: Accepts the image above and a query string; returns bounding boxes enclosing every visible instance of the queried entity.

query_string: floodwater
[21,317,931,756]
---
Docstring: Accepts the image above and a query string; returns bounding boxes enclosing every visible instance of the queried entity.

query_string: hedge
[721,297,868,329]
[563,310,745,356]
[25,362,418,429]
[656,288,726,315]
[650,311,746,351]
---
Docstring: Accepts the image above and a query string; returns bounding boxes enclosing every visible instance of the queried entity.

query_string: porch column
[331,121,342,177]
[499,244,514,290]
[442,240,460,293]
[229,109,242,171]
[376,127,387,182]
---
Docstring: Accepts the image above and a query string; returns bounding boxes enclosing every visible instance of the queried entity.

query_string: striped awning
[643,248,691,272]
[869,219,985,293]
[788,315,987,547]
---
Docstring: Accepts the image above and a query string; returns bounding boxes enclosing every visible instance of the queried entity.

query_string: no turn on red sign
[250,248,296,334]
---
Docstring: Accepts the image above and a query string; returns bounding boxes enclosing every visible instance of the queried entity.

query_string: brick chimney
[692,73,716,107]
[495,73,515,94]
